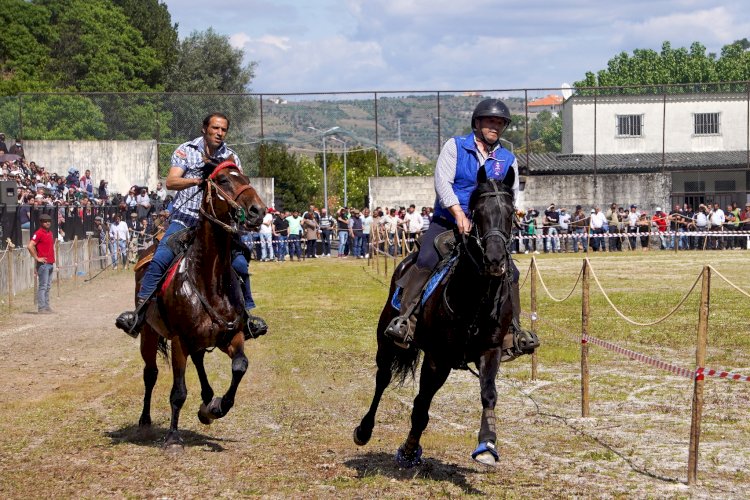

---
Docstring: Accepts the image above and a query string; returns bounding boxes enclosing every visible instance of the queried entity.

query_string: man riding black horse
[116,112,267,338]
[384,98,537,361]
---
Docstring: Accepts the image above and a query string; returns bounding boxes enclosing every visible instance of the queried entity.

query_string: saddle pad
[160,256,184,295]
[391,256,457,310]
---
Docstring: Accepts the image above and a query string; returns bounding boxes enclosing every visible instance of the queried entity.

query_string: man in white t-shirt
[708,202,725,250]
[589,206,607,252]
[402,204,423,247]
[109,214,130,270]
[259,208,275,261]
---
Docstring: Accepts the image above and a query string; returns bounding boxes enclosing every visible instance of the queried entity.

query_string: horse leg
[191,350,216,425]
[138,327,159,427]
[208,334,248,419]
[396,354,451,468]
[164,337,189,448]
[472,347,502,466]
[353,343,396,446]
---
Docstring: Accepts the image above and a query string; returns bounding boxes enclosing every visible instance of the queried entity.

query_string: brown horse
[135,159,266,447]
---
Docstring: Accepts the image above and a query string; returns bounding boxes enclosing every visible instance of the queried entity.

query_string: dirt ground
[0,259,747,499]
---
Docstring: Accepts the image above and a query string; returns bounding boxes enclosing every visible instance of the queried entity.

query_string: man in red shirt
[27,213,56,313]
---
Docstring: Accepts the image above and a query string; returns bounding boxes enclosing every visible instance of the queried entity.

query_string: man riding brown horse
[116,113,267,338]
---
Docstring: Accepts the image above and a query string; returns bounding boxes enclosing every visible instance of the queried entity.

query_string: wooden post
[530,257,538,380]
[688,265,710,485]
[73,236,78,284]
[55,239,61,298]
[87,237,93,280]
[6,249,12,312]
[581,258,590,417]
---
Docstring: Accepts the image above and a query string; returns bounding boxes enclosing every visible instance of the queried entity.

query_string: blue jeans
[338,230,348,255]
[288,234,302,259]
[260,232,274,260]
[275,235,288,261]
[37,263,53,310]
[138,221,254,309]
[353,235,364,257]
[545,227,559,252]
[111,239,127,266]
[573,228,587,252]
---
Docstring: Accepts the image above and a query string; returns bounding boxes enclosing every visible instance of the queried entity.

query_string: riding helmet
[471,99,512,129]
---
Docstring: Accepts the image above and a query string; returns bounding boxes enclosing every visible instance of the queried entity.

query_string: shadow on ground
[105,424,237,452]
[345,451,486,495]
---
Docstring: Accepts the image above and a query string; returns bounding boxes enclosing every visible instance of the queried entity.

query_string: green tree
[111,0,179,87]
[38,0,161,91]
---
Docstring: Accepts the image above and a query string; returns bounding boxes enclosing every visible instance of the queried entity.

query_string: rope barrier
[586,258,702,327]
[707,265,750,299]
[516,260,531,290]
[535,262,583,302]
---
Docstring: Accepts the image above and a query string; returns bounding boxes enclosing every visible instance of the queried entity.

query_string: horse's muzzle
[486,261,506,277]
[244,205,265,229]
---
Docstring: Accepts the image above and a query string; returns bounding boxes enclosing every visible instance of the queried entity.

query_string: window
[714,180,735,192]
[616,114,643,137]
[684,181,706,192]
[694,112,720,135]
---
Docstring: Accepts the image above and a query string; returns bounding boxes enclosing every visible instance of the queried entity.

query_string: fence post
[530,257,538,380]
[73,236,78,283]
[87,237,93,280]
[581,258,590,417]
[55,239,61,298]
[6,249,12,312]
[688,265,710,485]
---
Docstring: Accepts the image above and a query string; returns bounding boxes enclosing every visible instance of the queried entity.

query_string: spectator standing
[589,207,607,252]
[420,206,431,233]
[382,208,400,256]
[318,208,334,257]
[693,204,709,250]
[109,214,129,269]
[9,138,24,158]
[349,208,364,258]
[652,207,668,249]
[543,203,560,253]
[302,212,319,258]
[336,208,350,257]
[259,208,275,261]
[402,204,423,251]
[79,169,94,199]
[606,203,623,251]
[273,209,289,262]
[0,133,7,153]
[362,208,373,258]
[709,203,725,250]
[27,213,55,313]
[741,203,750,250]
[626,204,639,250]
[558,207,571,252]
[286,209,303,261]
[522,208,539,254]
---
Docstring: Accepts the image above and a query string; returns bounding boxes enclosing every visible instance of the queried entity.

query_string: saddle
[134,227,195,272]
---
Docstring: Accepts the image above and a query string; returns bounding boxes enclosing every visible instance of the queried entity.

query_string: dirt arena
[0,254,747,498]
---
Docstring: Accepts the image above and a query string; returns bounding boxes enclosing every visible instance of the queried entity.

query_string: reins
[199,160,254,234]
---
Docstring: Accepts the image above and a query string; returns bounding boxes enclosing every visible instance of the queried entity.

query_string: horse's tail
[156,335,169,361]
[390,345,421,386]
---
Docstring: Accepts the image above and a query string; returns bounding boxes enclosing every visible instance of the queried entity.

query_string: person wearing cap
[384,98,537,363]
[27,213,56,313]
[652,207,668,249]
[116,113,266,339]
[543,203,560,253]
[272,208,290,261]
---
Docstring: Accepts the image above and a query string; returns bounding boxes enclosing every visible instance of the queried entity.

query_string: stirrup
[115,298,149,338]
[245,313,268,340]
[507,320,540,358]
[384,316,412,348]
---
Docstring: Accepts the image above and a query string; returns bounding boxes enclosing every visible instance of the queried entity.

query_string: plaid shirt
[170,136,242,228]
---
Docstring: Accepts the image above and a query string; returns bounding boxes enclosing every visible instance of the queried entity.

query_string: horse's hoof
[353,425,371,446]
[207,397,224,418]
[471,441,499,466]
[395,444,423,468]
[138,416,152,427]
[473,451,498,466]
[197,407,212,425]
[163,431,184,450]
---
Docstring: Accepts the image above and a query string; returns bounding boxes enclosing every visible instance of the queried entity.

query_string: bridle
[464,179,514,274]
[200,160,255,234]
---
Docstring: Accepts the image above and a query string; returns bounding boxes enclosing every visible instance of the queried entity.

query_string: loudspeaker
[0,180,17,206]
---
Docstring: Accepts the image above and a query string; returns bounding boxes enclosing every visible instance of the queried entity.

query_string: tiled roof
[528,95,563,107]
[519,151,750,174]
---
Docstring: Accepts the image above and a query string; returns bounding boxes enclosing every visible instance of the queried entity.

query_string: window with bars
[714,180,736,192]
[684,181,706,192]
[694,112,720,135]
[616,114,643,137]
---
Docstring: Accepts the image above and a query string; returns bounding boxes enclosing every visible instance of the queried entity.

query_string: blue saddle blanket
[391,256,457,310]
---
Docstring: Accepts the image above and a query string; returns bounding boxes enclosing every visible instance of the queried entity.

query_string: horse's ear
[477,164,488,184]
[229,154,237,166]
[502,166,515,190]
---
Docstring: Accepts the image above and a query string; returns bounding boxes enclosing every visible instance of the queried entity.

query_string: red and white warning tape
[516,230,750,240]
[696,367,750,382]
[581,334,695,379]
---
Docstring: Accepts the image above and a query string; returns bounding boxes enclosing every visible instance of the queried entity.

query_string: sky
[162,0,750,95]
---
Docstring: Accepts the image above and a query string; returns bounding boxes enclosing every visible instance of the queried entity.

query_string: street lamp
[307,126,340,214]
[329,136,347,208]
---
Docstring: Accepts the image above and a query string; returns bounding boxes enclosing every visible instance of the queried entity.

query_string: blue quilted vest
[433,133,515,223]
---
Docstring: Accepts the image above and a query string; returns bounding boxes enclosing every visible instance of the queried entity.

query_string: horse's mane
[469,179,514,211]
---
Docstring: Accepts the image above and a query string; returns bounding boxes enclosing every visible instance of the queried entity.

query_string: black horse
[133,159,266,447]
[354,166,517,467]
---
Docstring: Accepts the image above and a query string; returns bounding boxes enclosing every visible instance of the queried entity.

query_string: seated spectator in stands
[0,133,7,154]
[136,187,151,219]
[155,181,167,203]
[65,167,80,188]
[98,180,109,203]
[125,187,138,214]
[9,138,24,158]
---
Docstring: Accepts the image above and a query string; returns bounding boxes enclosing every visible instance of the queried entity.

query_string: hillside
[259,94,527,163]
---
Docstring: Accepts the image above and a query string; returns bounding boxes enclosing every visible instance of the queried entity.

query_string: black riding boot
[501,281,540,362]
[384,266,432,348]
[115,297,149,339]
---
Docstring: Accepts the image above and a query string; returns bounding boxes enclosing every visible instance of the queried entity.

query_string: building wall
[368,176,435,210]
[248,177,274,210]
[564,94,750,155]
[517,172,672,212]
[26,140,158,195]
